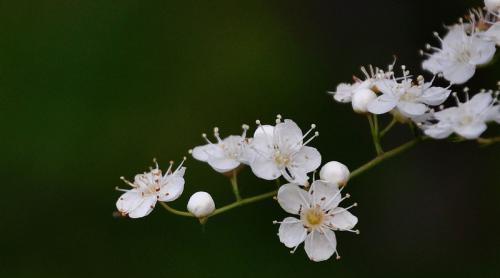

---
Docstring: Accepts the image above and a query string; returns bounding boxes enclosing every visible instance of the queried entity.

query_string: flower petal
[128,195,157,218]
[367,94,398,114]
[467,92,493,114]
[397,101,428,117]
[277,183,311,214]
[191,144,223,162]
[250,156,281,180]
[292,146,321,173]
[454,122,487,140]
[310,180,341,211]
[158,171,185,202]
[419,86,451,106]
[116,190,143,215]
[330,207,358,230]
[208,157,240,173]
[274,119,303,153]
[278,217,307,248]
[442,62,475,84]
[424,123,454,139]
[304,229,337,262]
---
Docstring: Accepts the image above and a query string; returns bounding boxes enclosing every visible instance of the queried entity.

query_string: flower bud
[351,88,377,113]
[319,161,350,187]
[187,192,215,218]
[485,0,500,12]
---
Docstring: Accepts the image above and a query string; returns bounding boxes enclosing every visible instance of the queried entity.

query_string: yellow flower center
[302,207,325,229]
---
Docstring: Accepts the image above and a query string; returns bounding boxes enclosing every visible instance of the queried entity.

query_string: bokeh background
[1,0,499,277]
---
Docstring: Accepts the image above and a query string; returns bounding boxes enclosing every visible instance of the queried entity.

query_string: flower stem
[380,117,397,138]
[367,115,384,155]
[350,137,423,179]
[477,136,500,146]
[230,170,242,201]
[159,202,194,217]
[210,190,277,217]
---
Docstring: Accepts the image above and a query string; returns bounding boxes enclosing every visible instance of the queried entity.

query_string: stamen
[303,131,319,146]
[241,124,249,138]
[120,176,136,187]
[202,133,212,144]
[115,186,130,192]
[174,157,187,173]
[166,160,174,174]
[213,127,222,142]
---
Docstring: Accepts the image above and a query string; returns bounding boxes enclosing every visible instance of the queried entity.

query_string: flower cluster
[114,0,500,265]
[191,116,321,186]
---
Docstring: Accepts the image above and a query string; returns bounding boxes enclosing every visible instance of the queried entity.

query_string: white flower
[422,24,496,84]
[319,161,350,187]
[116,158,186,218]
[187,191,216,218]
[191,125,252,173]
[274,181,358,262]
[485,0,500,12]
[249,117,321,185]
[329,64,393,108]
[367,69,451,118]
[422,91,499,139]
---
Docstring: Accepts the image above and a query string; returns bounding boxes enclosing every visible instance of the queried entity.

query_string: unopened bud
[351,88,377,113]
[319,161,350,187]
[187,192,215,218]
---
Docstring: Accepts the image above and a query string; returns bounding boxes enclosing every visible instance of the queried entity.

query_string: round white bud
[187,192,215,218]
[319,161,350,187]
[485,0,500,11]
[351,88,377,113]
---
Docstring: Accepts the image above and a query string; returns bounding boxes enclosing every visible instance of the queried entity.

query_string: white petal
[332,83,354,103]
[454,122,487,140]
[158,172,185,202]
[467,92,493,114]
[442,62,475,84]
[486,105,500,124]
[484,22,500,45]
[128,195,157,218]
[304,229,337,262]
[367,94,398,114]
[469,36,496,65]
[330,207,358,230]
[274,119,303,153]
[422,54,443,74]
[208,157,240,173]
[424,123,454,139]
[253,124,275,140]
[419,86,451,106]
[282,167,309,185]
[191,144,223,162]
[116,190,143,214]
[292,146,321,173]
[278,217,307,248]
[250,157,281,180]
[397,101,428,117]
[277,183,311,215]
[310,180,341,211]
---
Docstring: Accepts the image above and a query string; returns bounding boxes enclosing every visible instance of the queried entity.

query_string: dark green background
[1,0,499,277]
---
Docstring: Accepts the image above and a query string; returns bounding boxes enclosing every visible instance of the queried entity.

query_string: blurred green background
[1,0,499,277]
